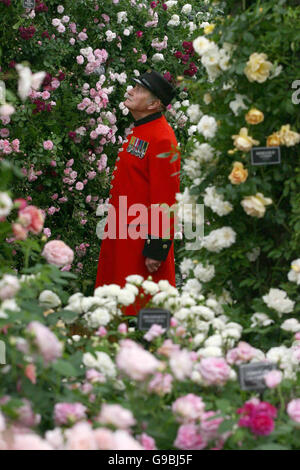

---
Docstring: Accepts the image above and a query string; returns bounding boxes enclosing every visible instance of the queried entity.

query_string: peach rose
[266,133,281,147]
[42,240,74,267]
[245,108,264,125]
[18,205,45,234]
[228,161,248,185]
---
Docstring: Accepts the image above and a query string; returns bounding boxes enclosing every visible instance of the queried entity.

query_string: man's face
[124,83,155,113]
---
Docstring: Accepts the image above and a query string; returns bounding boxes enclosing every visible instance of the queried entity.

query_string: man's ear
[148,99,161,111]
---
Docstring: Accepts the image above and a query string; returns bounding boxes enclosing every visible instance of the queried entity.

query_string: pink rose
[12,223,28,240]
[287,399,300,423]
[172,394,205,423]
[64,422,98,450]
[12,433,53,450]
[75,182,84,190]
[97,404,136,429]
[54,402,87,426]
[148,372,173,396]
[18,205,45,234]
[174,424,207,450]
[137,433,157,450]
[15,399,41,428]
[118,323,128,334]
[76,55,84,64]
[86,369,106,384]
[93,428,115,450]
[200,411,224,441]
[116,339,160,381]
[264,370,282,389]
[42,240,74,267]
[27,321,63,364]
[198,357,231,386]
[249,413,275,436]
[43,140,54,150]
[113,430,144,450]
[95,326,107,337]
[144,323,165,341]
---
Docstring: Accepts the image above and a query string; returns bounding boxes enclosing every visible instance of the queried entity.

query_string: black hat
[131,70,176,107]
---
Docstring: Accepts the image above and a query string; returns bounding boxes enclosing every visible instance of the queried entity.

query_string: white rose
[125,275,144,285]
[204,334,223,348]
[95,351,116,378]
[0,274,20,300]
[190,305,215,321]
[281,318,300,332]
[193,333,206,346]
[0,192,13,218]
[142,280,159,295]
[39,290,61,309]
[85,308,111,328]
[117,289,135,306]
[250,312,274,328]
[83,352,98,369]
[198,346,223,358]
[0,298,20,319]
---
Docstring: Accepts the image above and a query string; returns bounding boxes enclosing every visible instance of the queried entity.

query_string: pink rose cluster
[77,48,108,75]
[42,240,74,267]
[237,398,277,436]
[116,339,161,381]
[0,138,20,155]
[13,203,45,241]
[54,402,87,426]
[226,341,257,365]
[173,408,226,450]
[143,323,166,341]
[1,421,148,450]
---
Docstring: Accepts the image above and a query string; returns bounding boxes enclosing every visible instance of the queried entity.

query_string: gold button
[163,244,168,249]
[147,240,150,245]
[118,148,124,152]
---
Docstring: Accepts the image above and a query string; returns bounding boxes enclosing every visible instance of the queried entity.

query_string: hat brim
[131,77,154,94]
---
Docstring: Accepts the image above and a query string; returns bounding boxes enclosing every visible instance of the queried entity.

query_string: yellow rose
[241,192,272,218]
[277,124,300,147]
[244,53,273,83]
[245,108,264,125]
[229,162,248,185]
[266,133,281,147]
[232,127,260,152]
[204,24,215,35]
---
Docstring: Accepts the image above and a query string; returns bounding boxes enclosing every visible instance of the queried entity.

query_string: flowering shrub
[1,0,300,451]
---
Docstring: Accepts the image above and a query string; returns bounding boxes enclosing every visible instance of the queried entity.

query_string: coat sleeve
[142,137,180,261]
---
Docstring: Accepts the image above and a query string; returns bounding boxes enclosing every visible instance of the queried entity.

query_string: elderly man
[95,70,181,315]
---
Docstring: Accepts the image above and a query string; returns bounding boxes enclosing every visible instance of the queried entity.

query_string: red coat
[95,112,181,315]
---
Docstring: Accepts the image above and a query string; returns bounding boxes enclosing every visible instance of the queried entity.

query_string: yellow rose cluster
[244,53,273,83]
[267,125,300,147]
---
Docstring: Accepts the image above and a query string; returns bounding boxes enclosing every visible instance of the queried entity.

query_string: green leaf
[218,418,236,433]
[52,359,79,377]
[253,443,290,450]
